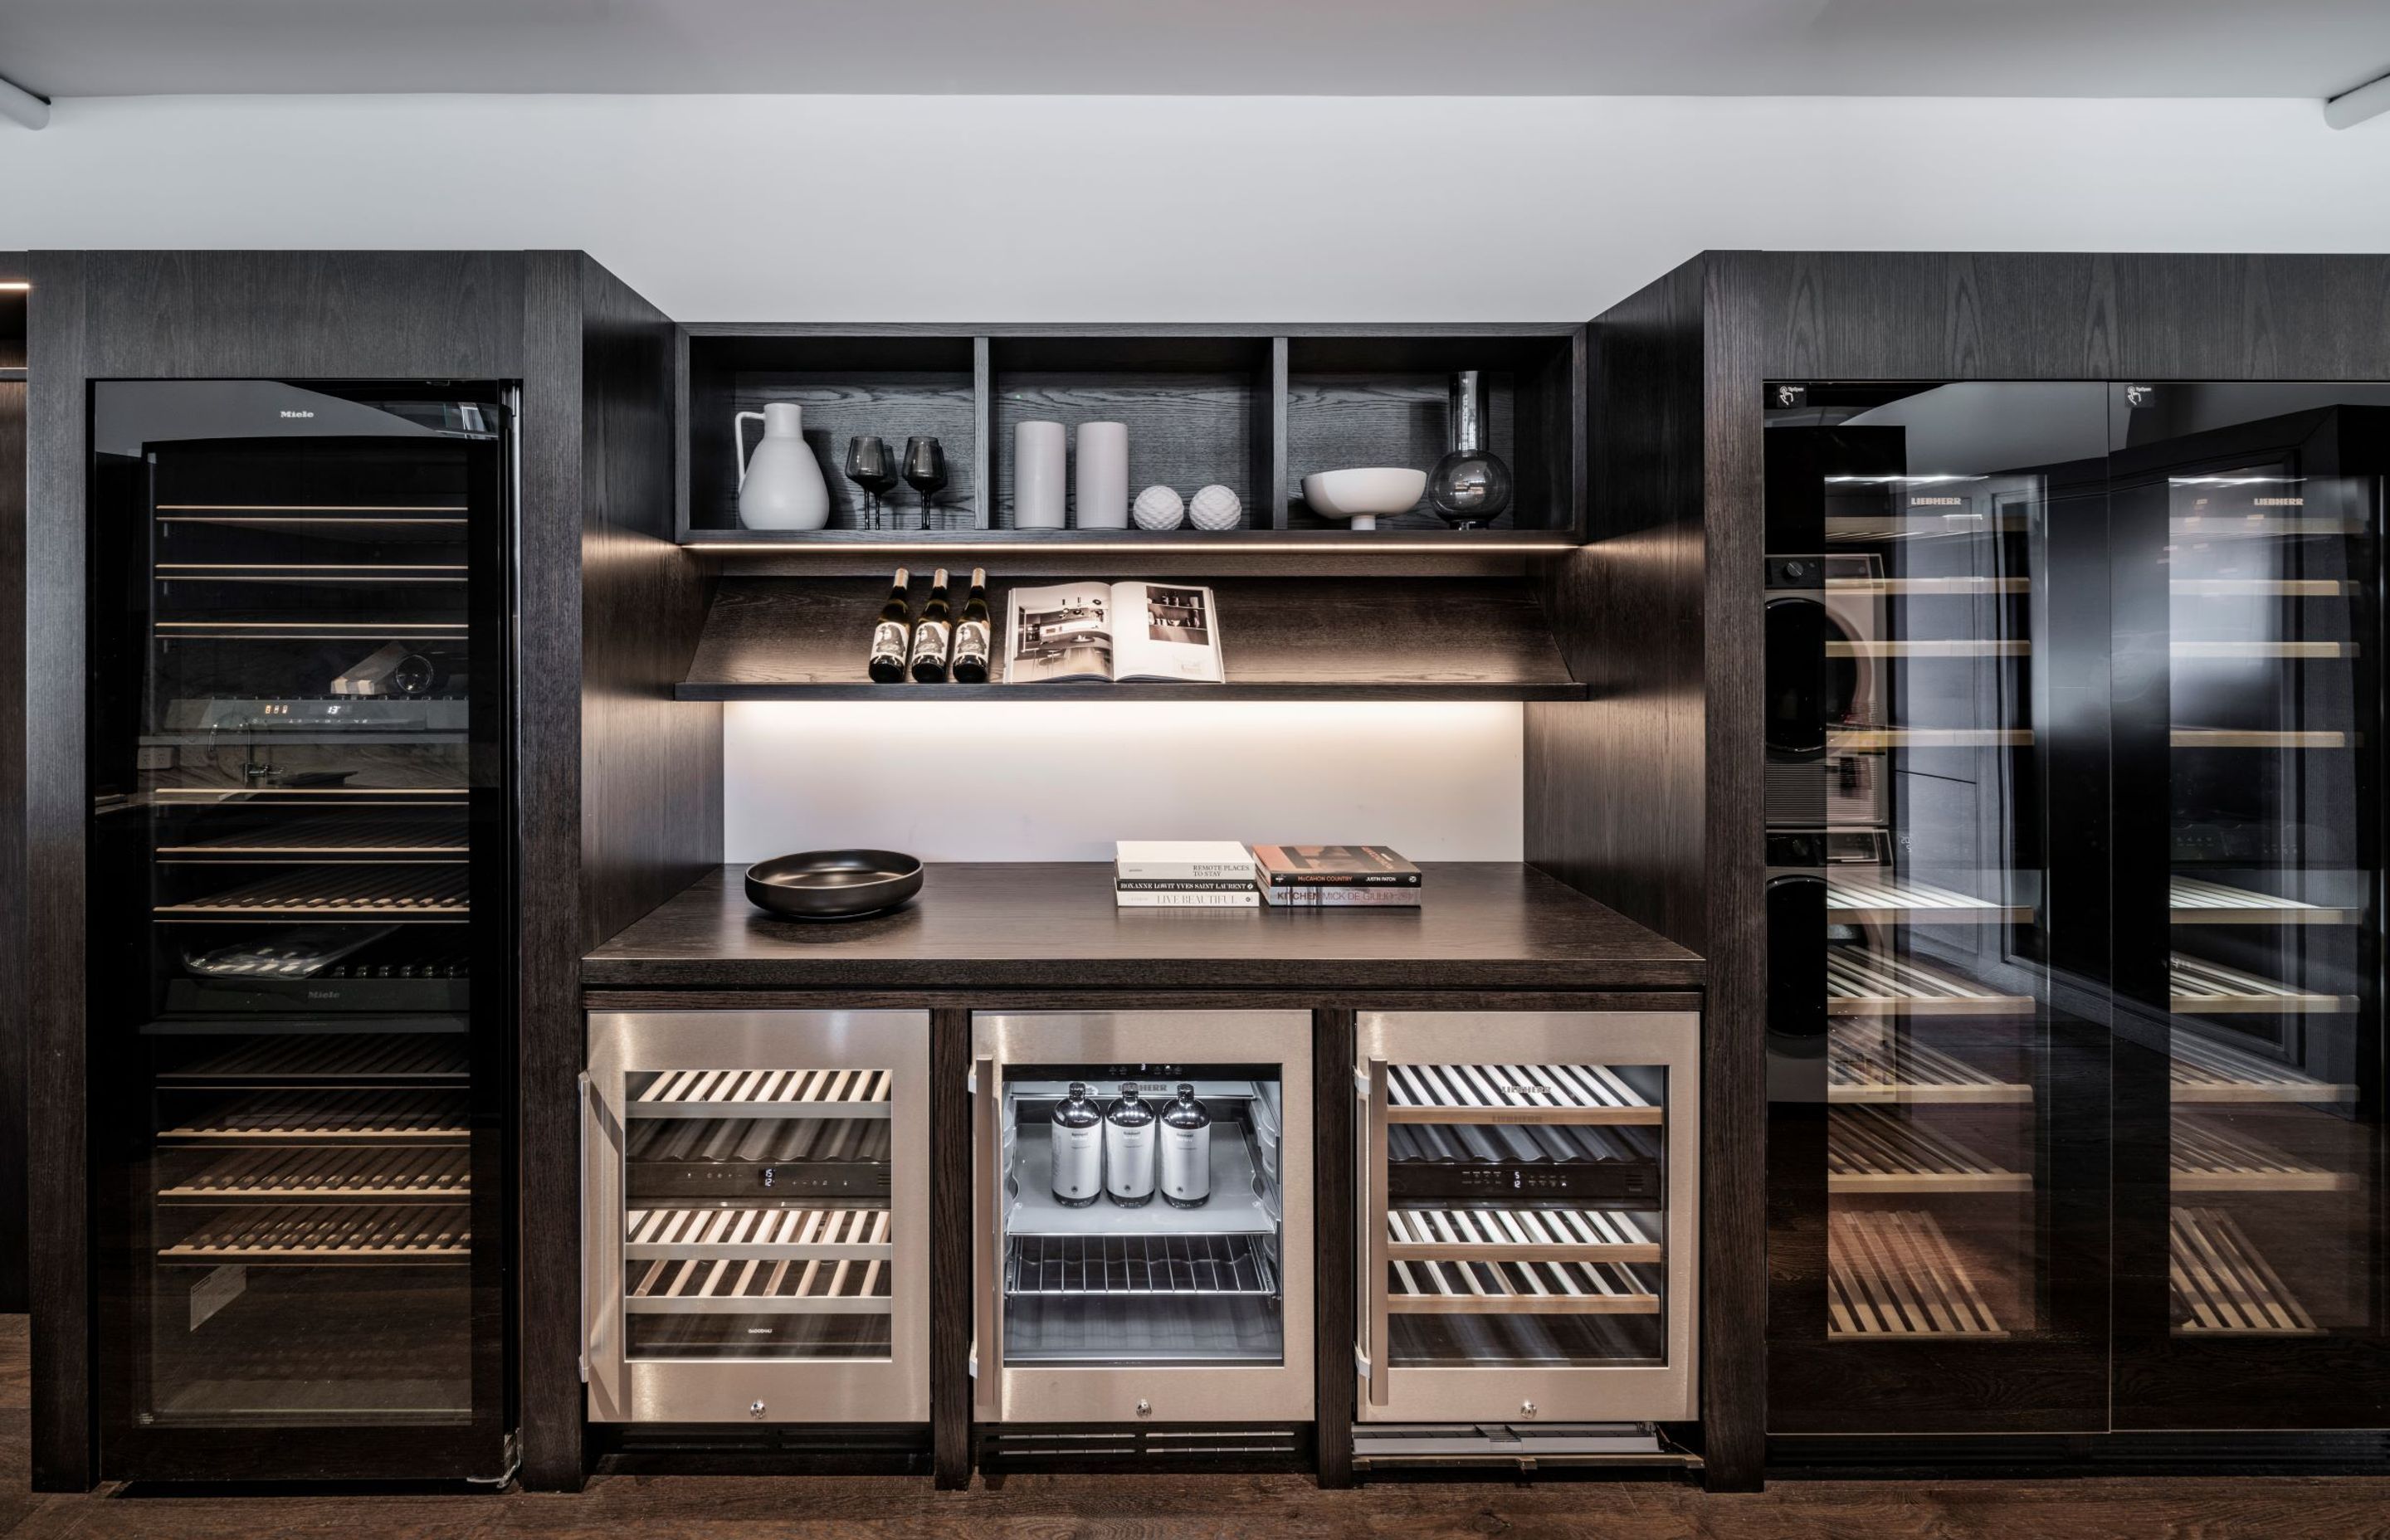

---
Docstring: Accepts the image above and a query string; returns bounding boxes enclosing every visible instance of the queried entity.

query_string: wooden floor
[6,1318,2388,1538]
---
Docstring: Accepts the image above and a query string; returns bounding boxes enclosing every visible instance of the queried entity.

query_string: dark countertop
[582,862,1705,993]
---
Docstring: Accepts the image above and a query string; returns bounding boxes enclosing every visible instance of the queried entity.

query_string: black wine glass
[903,436,949,530]
[844,436,898,531]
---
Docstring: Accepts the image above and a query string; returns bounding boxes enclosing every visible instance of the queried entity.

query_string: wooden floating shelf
[1827,1107,2031,1194]
[2171,640,2358,660]
[1827,639,2031,659]
[1384,1207,1660,1265]
[1829,728,2034,749]
[1383,1257,1659,1314]
[2172,1118,2358,1194]
[2172,1206,2322,1337]
[2169,1031,2358,1104]
[2171,728,2349,749]
[677,575,1588,702]
[2169,877,2357,926]
[1825,948,2037,1019]
[1829,576,2030,596]
[1827,1210,2008,1341]
[1828,877,2034,927]
[1829,1028,2034,1105]
[2173,578,2353,597]
[2170,953,2358,1016]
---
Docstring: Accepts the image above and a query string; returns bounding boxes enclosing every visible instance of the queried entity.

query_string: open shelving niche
[669,325,1591,703]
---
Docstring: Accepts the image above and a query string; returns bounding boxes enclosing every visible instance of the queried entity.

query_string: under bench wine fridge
[582,1011,930,1425]
[1764,380,2390,1443]
[970,1011,1314,1429]
[87,380,515,1480]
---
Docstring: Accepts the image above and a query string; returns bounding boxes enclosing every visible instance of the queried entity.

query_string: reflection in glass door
[2111,385,2390,1428]
[1765,383,2112,1434]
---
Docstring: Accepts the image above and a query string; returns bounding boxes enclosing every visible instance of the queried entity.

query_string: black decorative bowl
[744,850,924,921]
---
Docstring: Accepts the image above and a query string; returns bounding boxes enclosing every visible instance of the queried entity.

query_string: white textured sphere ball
[1190,484,1242,531]
[1132,485,1185,531]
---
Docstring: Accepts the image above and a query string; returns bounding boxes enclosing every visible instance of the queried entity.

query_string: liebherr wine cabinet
[1764,378,2390,1439]
[87,380,515,1479]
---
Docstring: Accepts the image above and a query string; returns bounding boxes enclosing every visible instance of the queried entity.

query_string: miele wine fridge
[970,1011,1314,1431]
[1764,379,2390,1445]
[87,380,515,1479]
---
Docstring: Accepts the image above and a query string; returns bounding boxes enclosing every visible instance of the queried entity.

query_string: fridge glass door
[2110,383,2390,1428]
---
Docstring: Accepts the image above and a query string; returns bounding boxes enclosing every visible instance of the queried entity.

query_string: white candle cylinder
[1074,421,1129,529]
[1013,420,1068,529]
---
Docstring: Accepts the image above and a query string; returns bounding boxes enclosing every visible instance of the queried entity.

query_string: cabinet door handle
[1363,1056,1391,1408]
[972,1054,1000,1421]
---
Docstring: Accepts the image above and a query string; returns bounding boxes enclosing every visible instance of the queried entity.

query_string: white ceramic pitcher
[734,402,831,531]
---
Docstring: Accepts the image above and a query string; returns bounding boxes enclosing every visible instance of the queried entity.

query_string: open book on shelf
[1005,581,1225,685]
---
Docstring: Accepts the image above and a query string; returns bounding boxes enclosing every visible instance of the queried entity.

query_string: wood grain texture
[0,361,23,1316]
[929,1008,972,1489]
[1311,1007,1356,1489]
[583,864,1704,993]
[677,574,1584,699]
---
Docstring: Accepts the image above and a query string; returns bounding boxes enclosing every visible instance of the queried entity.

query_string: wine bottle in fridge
[1159,1083,1212,1208]
[1103,1082,1157,1207]
[867,568,912,684]
[909,568,953,683]
[950,567,993,684]
[1050,1082,1104,1207]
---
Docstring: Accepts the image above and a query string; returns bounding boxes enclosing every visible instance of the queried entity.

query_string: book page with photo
[1005,581,1225,685]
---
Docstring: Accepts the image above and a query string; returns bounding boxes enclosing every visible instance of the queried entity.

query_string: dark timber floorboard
[3,1317,2387,1538]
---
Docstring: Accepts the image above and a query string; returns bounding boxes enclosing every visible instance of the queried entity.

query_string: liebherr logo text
[280,409,315,419]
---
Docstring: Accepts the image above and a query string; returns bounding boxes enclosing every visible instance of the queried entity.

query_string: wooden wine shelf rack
[1830,575,2031,596]
[163,1034,467,1086]
[1828,728,2035,749]
[2170,954,2359,1016]
[159,1090,469,1145]
[2171,1206,2323,1337]
[2170,728,2349,749]
[1385,1206,1661,1264]
[1827,1108,2031,1194]
[626,1206,892,1260]
[160,1148,471,1204]
[1828,1029,2033,1106]
[2172,578,2353,597]
[1827,513,2027,542]
[1825,948,2036,1018]
[1384,1257,1659,1314]
[161,1204,470,1265]
[2172,1118,2358,1194]
[2169,878,2357,926]
[2171,640,2358,660]
[159,815,470,856]
[1827,639,2032,659]
[2168,1031,2358,1105]
[1383,1061,1657,1125]
[631,1067,895,1118]
[1828,878,2034,926]
[154,866,471,920]
[627,1254,893,1313]
[1827,1211,2009,1341]
[2168,514,2365,539]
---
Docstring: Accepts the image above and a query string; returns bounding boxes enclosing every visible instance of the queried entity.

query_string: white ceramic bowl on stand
[1300,467,1428,531]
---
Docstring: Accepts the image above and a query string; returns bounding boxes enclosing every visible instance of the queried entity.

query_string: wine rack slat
[1825,948,2036,1019]
[2170,954,2358,1016]
[626,1206,890,1260]
[1828,878,2034,926]
[2168,1032,2358,1105]
[158,815,469,856]
[1827,512,2028,542]
[161,1148,471,1204]
[2171,640,2357,660]
[162,1034,467,1086]
[1827,1108,2031,1193]
[1383,1061,1660,1125]
[159,1090,469,1144]
[626,1253,895,1314]
[623,1116,893,1164]
[1830,575,2031,595]
[1385,1206,1660,1263]
[2168,878,2356,926]
[1828,1029,2032,1106]
[160,1204,470,1264]
[1005,1233,1277,1297]
[1384,1257,1659,1315]
[2172,578,2352,597]
[1827,639,2032,659]
[1827,1210,2008,1340]
[1828,728,2034,749]
[155,866,470,920]
[2172,1118,2358,1193]
[2171,1207,2323,1337]
[2171,728,2349,749]
[630,1066,894,1119]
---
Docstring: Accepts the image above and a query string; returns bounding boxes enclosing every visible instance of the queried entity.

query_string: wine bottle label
[1051,1122,1103,1201]
[953,619,991,667]
[870,621,908,665]
[1160,1125,1211,1200]
[1103,1121,1155,1198]
[910,619,950,665]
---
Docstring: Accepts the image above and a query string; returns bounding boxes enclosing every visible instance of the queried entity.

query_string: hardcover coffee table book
[1007,581,1226,685]
[1114,841,1259,907]
[1251,845,1422,906]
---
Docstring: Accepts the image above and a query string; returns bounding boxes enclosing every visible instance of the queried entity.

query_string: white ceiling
[4,0,2388,100]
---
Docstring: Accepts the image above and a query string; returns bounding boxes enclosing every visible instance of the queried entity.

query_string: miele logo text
[279,409,315,419]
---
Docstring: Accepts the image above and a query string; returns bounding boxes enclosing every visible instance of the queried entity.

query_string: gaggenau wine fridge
[970,1011,1314,1430]
[1764,380,2390,1442]
[1352,1011,1698,1443]
[581,1011,929,1426]
[87,380,515,1479]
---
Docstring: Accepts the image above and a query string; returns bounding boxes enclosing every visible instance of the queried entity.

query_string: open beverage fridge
[86,380,515,1480]
[1764,379,2390,1443]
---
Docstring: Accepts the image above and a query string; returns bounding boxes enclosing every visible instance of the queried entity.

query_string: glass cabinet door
[2110,383,2390,1429]
[1764,383,2113,1434]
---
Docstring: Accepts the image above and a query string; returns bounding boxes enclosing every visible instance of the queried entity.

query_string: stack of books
[1114,841,1260,908]
[1250,844,1422,906]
